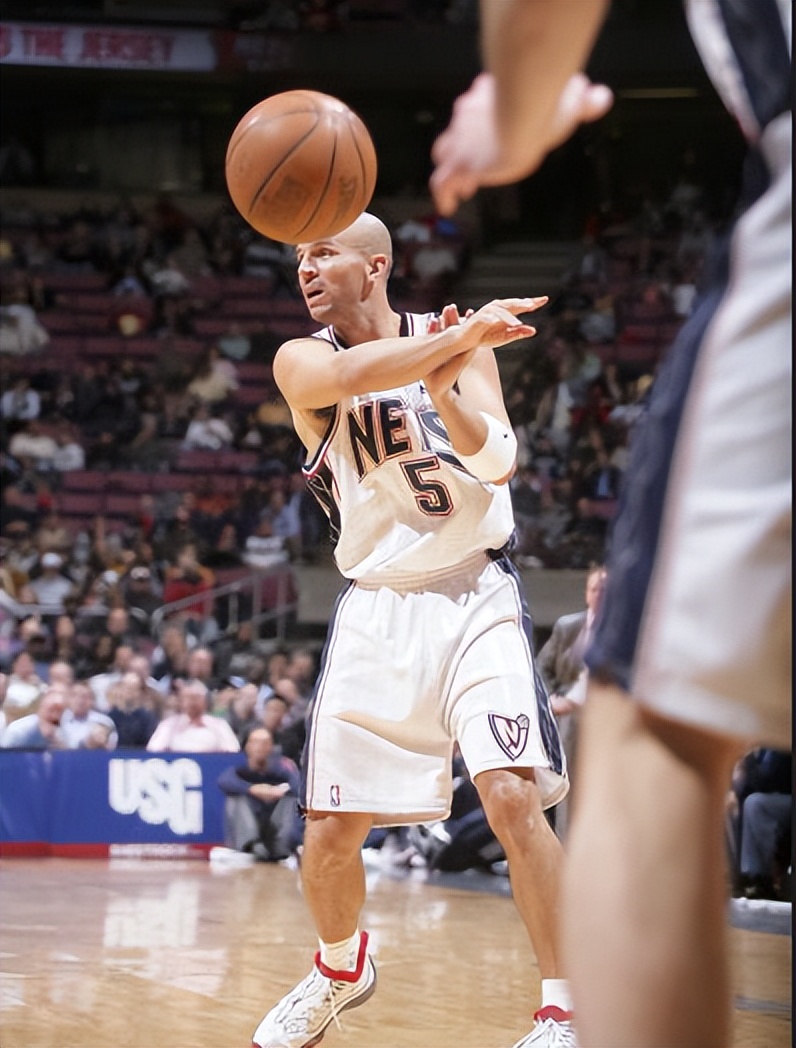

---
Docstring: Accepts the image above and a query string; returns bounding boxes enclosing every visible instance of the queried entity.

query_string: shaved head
[300,212,393,265]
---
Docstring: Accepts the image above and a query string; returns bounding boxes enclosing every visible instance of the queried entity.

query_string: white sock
[319,930,360,972]
[541,978,573,1013]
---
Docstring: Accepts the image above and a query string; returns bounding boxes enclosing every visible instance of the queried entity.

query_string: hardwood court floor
[0,857,790,1048]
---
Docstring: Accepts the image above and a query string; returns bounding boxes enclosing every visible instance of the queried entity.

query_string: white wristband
[457,412,517,483]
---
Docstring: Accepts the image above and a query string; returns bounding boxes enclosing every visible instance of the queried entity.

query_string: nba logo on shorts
[330,785,341,807]
[488,713,529,761]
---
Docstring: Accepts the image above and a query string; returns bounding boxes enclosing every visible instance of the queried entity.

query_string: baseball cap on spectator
[41,552,62,569]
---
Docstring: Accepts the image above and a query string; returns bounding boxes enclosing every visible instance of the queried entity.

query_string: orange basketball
[225,90,378,245]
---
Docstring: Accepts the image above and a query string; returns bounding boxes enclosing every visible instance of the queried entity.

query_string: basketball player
[251,211,575,1048]
[431,2,791,1045]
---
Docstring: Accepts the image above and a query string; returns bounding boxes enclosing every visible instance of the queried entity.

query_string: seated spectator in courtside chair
[146,678,240,753]
[1,687,67,748]
[408,754,506,875]
[217,726,303,861]
[727,748,792,901]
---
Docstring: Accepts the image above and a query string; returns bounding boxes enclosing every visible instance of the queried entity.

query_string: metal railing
[149,564,298,642]
[0,564,299,643]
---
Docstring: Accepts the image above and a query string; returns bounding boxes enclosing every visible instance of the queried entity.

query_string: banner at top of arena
[0,21,217,71]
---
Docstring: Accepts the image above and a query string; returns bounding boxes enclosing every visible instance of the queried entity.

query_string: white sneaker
[252,932,376,1047]
[512,1006,577,1048]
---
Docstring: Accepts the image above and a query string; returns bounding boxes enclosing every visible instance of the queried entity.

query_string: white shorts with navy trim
[301,553,568,826]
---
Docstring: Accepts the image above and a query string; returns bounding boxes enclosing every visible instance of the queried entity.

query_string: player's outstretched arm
[430,0,613,215]
[423,300,538,484]
[273,297,546,411]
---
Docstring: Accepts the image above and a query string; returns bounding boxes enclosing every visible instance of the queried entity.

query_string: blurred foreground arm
[431,0,613,215]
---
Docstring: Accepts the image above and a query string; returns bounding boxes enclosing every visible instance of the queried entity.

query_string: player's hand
[461,296,547,350]
[430,72,613,216]
[424,304,476,397]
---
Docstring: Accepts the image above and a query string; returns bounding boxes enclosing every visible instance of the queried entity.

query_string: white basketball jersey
[303,312,516,583]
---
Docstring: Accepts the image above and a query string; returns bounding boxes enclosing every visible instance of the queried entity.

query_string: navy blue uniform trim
[585,233,732,691]
[492,552,564,777]
[717,0,792,131]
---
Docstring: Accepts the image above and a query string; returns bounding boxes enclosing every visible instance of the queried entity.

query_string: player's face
[295,237,370,321]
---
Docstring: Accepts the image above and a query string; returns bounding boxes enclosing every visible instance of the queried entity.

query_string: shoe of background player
[511,1006,578,1048]
[251,931,376,1048]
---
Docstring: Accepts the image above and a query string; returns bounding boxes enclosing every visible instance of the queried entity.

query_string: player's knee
[303,811,372,872]
[475,769,543,847]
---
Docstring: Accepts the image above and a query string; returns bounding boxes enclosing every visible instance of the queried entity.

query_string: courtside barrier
[0,750,240,858]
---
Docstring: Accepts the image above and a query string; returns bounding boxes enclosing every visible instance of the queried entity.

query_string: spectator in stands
[51,614,79,666]
[1,376,41,423]
[1,522,39,578]
[87,641,135,710]
[286,469,326,563]
[177,645,218,693]
[122,565,161,628]
[1,686,67,749]
[217,725,303,860]
[126,653,164,709]
[107,671,159,748]
[60,680,118,750]
[182,402,235,450]
[243,517,289,570]
[0,299,50,356]
[109,284,154,338]
[220,682,262,745]
[162,543,215,618]
[171,227,212,280]
[2,649,47,724]
[146,678,240,753]
[46,658,75,692]
[573,446,622,538]
[8,420,57,472]
[515,485,574,569]
[29,552,74,605]
[56,219,97,272]
[154,501,204,565]
[260,487,303,561]
[34,509,72,558]
[187,345,239,406]
[150,623,191,693]
[70,364,104,427]
[51,423,86,473]
[152,293,197,339]
[217,321,251,362]
[261,693,290,744]
[266,648,315,765]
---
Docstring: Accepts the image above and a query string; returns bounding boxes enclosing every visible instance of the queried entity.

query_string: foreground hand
[430,72,613,216]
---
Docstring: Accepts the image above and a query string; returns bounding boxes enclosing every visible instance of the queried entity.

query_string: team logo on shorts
[488,713,530,761]
[330,785,341,807]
